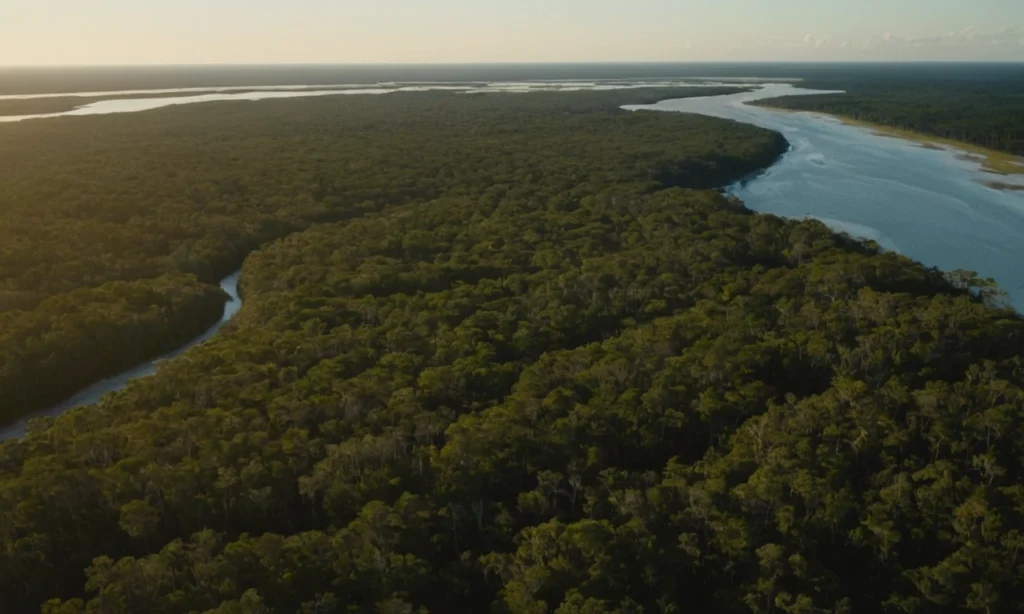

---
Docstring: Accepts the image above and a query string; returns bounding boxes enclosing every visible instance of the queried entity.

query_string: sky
[2,0,1023,65]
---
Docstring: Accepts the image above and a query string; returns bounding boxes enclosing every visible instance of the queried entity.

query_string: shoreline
[834,116,1024,178]
[750,102,1024,187]
[634,84,1024,310]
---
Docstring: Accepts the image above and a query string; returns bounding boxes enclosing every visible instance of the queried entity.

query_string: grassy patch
[836,116,1024,176]
[752,102,1024,182]
[984,181,1024,192]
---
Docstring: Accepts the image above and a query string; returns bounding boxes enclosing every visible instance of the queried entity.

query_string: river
[626,84,1024,311]
[0,271,243,441]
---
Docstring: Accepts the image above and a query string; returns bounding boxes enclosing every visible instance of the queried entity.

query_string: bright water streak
[0,272,243,441]
[0,81,744,123]
[626,85,1024,311]
[0,89,394,122]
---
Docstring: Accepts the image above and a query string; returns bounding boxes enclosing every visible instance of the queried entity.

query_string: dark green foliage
[2,86,1023,614]
[0,87,778,424]
[0,275,227,423]
[1,88,758,308]
[3,184,1024,612]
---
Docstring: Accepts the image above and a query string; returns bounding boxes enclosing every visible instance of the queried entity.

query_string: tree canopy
[2,86,1023,614]
[0,87,777,424]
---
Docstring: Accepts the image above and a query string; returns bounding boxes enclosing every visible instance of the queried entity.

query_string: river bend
[627,84,1024,311]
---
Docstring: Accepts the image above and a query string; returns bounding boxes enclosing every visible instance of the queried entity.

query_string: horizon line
[3,59,1024,69]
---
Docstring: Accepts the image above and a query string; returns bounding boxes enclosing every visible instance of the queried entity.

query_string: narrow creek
[0,272,243,441]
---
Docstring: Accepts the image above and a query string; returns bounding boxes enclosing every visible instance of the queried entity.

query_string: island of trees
[1,85,1024,614]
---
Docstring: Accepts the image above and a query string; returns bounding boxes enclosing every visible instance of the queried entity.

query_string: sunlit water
[626,84,1024,311]
[0,81,742,122]
[0,89,396,122]
[0,84,389,100]
[0,272,242,441]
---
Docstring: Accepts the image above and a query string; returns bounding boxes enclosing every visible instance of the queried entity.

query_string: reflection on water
[627,85,1024,311]
[0,271,242,441]
[0,83,380,100]
[0,89,394,122]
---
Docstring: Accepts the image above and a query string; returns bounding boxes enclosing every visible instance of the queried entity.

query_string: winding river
[0,272,242,441]
[3,82,1023,440]
[627,84,1024,310]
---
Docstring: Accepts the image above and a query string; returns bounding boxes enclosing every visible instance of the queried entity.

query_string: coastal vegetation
[835,117,1024,177]
[2,84,1024,613]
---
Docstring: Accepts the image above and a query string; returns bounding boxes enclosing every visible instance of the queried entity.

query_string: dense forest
[0,86,775,424]
[754,82,1024,157]
[2,84,1024,613]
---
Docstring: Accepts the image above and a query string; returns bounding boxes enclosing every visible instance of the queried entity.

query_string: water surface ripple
[626,84,1024,311]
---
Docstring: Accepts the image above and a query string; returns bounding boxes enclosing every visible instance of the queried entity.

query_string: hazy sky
[2,0,1023,65]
